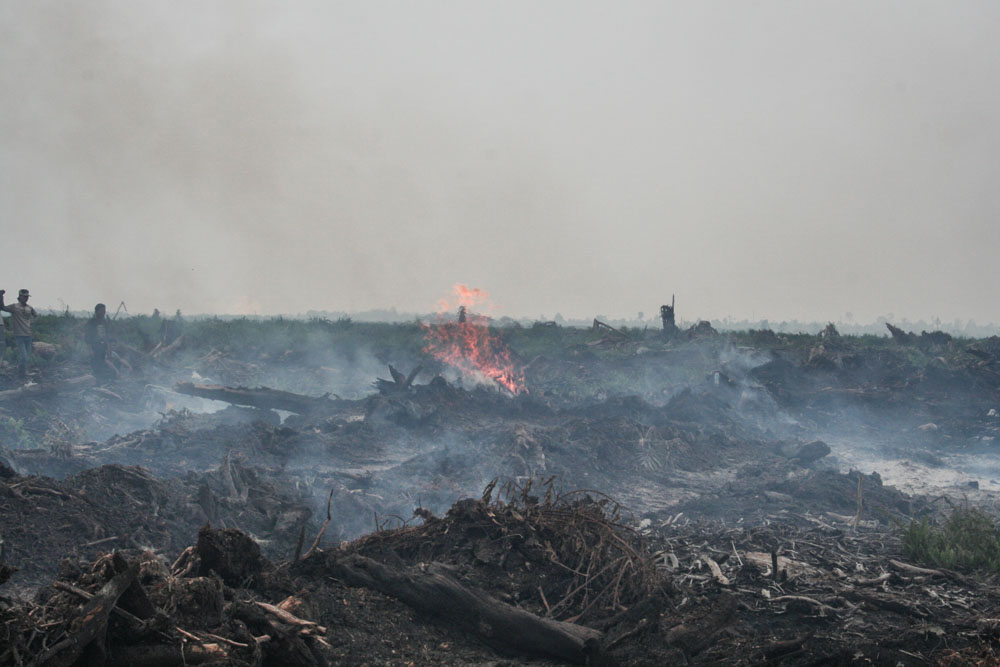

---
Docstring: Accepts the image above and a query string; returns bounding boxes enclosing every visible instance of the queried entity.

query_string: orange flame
[438,284,490,312]
[423,284,526,394]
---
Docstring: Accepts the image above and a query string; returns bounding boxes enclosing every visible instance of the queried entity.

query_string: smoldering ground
[5,314,1000,665]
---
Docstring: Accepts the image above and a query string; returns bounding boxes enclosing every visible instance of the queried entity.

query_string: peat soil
[2,328,1000,664]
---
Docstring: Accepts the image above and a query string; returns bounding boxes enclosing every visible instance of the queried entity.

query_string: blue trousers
[14,335,31,371]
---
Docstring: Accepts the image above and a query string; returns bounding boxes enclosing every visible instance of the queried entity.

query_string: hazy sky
[2,1,998,324]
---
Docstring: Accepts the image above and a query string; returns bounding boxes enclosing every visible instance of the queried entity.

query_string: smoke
[2,2,999,323]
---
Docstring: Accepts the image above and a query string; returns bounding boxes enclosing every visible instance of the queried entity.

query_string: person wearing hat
[0,289,38,377]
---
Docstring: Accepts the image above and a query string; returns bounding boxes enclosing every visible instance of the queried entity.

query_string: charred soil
[1,317,1000,665]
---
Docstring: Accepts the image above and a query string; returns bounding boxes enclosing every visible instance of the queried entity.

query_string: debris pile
[1,527,331,666]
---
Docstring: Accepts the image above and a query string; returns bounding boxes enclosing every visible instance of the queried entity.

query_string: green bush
[901,506,1000,572]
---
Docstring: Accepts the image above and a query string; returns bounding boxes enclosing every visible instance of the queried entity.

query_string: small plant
[901,505,1000,572]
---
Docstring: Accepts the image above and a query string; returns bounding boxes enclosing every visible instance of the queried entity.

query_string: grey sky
[1,1,997,324]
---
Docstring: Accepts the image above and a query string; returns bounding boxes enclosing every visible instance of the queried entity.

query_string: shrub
[901,506,1000,572]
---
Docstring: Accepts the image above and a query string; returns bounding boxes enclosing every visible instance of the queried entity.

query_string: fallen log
[888,559,946,578]
[888,558,975,586]
[0,375,95,403]
[841,589,929,618]
[321,552,602,663]
[173,382,341,415]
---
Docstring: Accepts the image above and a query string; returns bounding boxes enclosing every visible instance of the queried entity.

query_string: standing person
[84,303,118,381]
[0,289,38,378]
[0,290,6,368]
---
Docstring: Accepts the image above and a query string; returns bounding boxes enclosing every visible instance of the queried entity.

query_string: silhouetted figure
[660,295,678,337]
[84,303,120,382]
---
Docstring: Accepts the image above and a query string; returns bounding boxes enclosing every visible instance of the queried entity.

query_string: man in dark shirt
[84,303,118,381]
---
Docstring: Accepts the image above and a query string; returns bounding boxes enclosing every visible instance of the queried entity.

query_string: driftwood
[173,382,340,415]
[322,553,602,663]
[0,375,95,403]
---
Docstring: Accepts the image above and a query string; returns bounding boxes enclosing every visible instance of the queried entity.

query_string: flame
[423,284,526,394]
[437,284,490,313]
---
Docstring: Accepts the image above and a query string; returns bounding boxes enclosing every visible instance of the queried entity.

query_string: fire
[423,284,526,394]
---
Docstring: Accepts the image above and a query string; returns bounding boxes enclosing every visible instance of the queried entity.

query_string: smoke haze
[2,1,998,324]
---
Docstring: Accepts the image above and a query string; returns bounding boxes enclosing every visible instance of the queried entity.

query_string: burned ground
[2,317,1000,665]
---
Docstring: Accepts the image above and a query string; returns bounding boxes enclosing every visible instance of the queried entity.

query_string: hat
[18,289,29,297]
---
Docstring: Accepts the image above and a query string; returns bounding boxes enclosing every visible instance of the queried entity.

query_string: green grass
[901,506,1000,573]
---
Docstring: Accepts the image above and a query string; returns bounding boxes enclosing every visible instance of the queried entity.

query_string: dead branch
[703,555,730,586]
[253,600,327,634]
[770,595,837,616]
[301,487,334,561]
[888,559,945,578]
[0,375,95,403]
[36,561,139,666]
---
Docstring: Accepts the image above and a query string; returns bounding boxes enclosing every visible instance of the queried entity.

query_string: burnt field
[3,314,1000,665]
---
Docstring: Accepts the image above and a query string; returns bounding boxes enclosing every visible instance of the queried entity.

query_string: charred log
[315,552,602,664]
[173,382,342,415]
[0,375,96,403]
